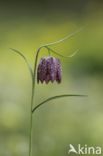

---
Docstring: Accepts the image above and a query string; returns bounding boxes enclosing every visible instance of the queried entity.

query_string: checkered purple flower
[37,56,62,84]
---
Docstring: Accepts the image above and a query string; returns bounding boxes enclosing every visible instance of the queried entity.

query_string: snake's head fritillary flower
[37,56,62,84]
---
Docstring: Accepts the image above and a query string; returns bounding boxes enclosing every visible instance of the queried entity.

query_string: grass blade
[40,27,84,47]
[10,48,33,79]
[32,94,87,113]
[46,46,79,58]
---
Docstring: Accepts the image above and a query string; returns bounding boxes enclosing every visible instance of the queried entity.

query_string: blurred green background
[0,0,103,156]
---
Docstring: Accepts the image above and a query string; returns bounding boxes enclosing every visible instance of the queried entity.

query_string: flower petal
[37,56,62,84]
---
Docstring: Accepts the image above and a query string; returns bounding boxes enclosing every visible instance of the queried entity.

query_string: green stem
[29,80,34,156]
[29,46,43,156]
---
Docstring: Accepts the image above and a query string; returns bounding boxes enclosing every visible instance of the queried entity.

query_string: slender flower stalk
[10,27,87,156]
[29,80,34,156]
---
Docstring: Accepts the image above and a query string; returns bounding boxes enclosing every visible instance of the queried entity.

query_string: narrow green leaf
[10,48,34,79]
[32,94,87,113]
[46,46,79,58]
[40,27,84,47]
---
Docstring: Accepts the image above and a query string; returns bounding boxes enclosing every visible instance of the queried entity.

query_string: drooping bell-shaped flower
[37,56,62,84]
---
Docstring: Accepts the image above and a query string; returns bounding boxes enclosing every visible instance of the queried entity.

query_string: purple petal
[55,58,62,83]
[37,58,47,83]
[37,56,62,84]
